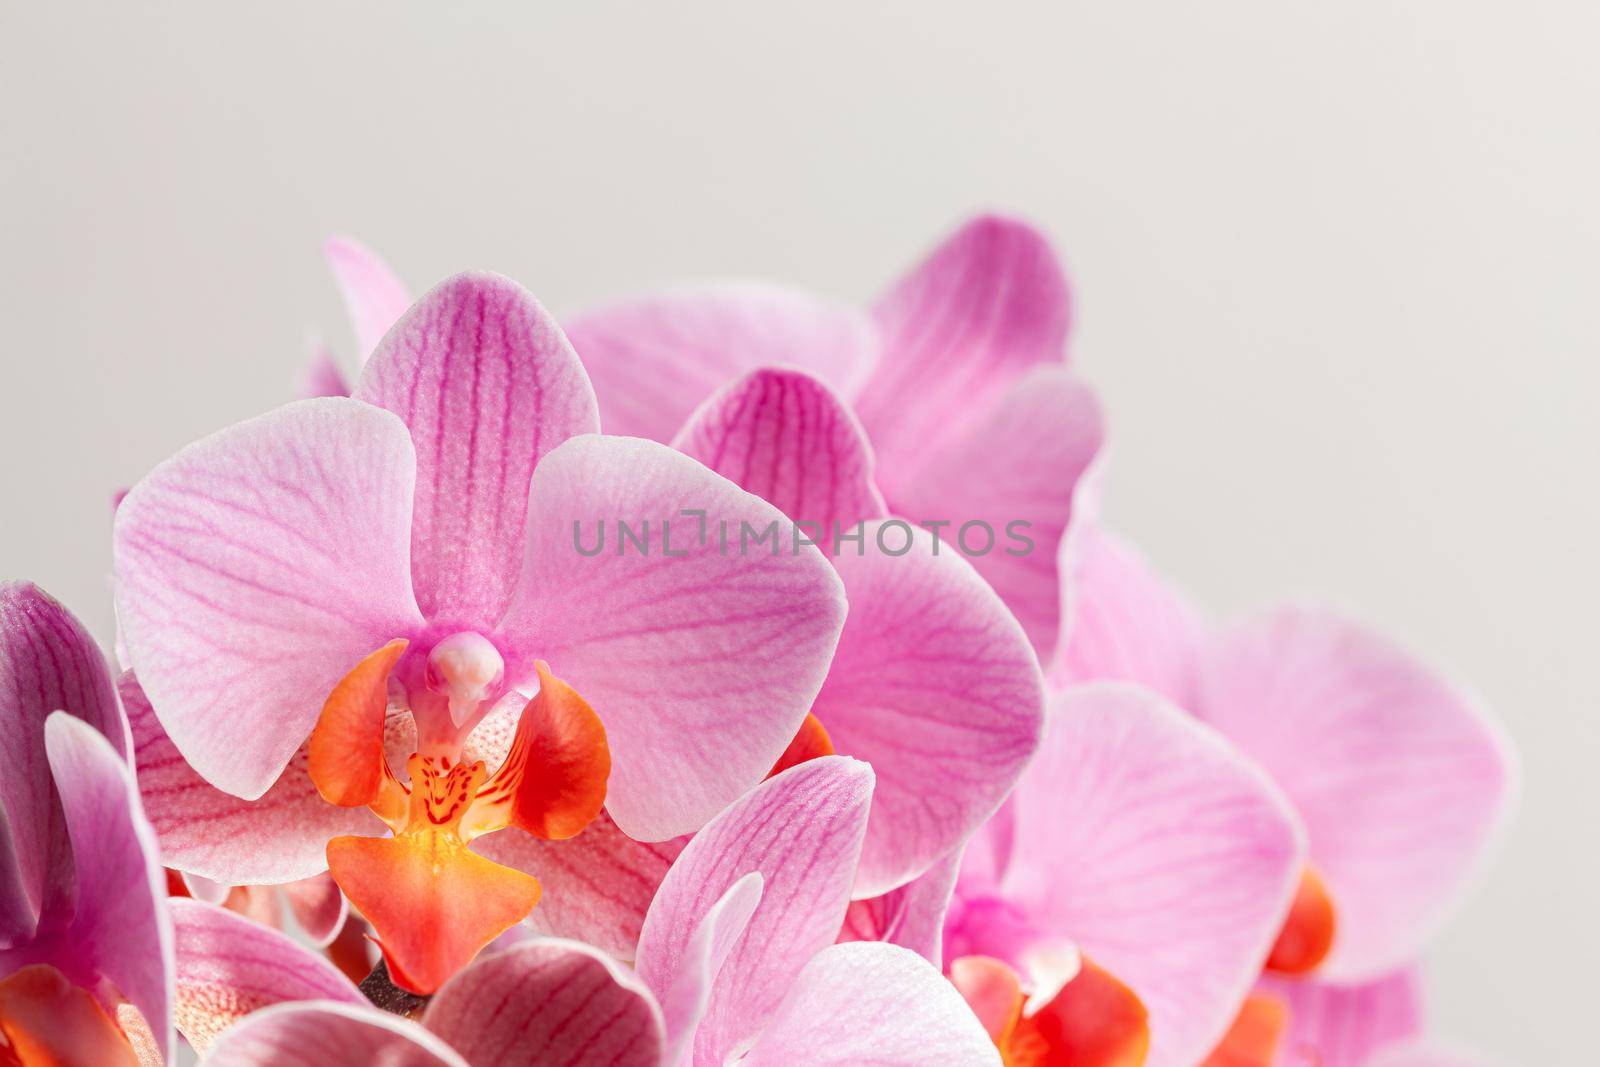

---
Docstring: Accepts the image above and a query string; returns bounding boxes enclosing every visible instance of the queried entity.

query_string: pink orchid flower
[942,684,1309,1067]
[1053,526,1517,985]
[113,271,848,993]
[188,758,1000,1067]
[0,582,174,1065]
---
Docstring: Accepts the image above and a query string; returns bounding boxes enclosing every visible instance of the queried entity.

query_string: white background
[3,3,1592,1060]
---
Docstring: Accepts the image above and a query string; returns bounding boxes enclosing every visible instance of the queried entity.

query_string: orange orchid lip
[309,640,610,994]
[951,953,1150,1067]
[0,964,141,1067]
[1264,867,1337,975]
[768,712,835,778]
[1199,993,1288,1067]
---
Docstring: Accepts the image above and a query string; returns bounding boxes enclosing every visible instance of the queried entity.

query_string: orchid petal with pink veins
[672,366,887,550]
[324,235,411,363]
[649,874,764,1067]
[978,685,1305,1067]
[564,282,876,442]
[499,435,847,842]
[741,941,1001,1067]
[124,673,379,885]
[355,271,599,628]
[838,847,963,966]
[0,582,126,939]
[878,364,1104,655]
[473,810,684,960]
[41,712,175,1063]
[199,1001,467,1067]
[113,398,426,800]
[1255,965,1425,1067]
[281,872,348,947]
[1051,526,1207,706]
[422,938,664,1067]
[853,213,1072,504]
[170,898,363,1054]
[1199,608,1517,981]
[819,524,1045,896]
[635,757,875,1065]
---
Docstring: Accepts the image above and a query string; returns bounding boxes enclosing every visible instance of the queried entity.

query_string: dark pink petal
[43,713,174,1063]
[838,848,962,966]
[423,939,664,1067]
[298,337,350,399]
[123,674,378,885]
[0,582,126,940]
[636,757,874,1065]
[1051,527,1206,707]
[877,367,1104,654]
[818,525,1044,895]
[1199,608,1517,980]
[356,272,599,627]
[1256,965,1424,1067]
[998,685,1305,1067]
[199,1002,466,1067]
[672,367,887,551]
[170,898,363,1054]
[281,873,348,947]
[741,942,1001,1067]
[474,811,683,960]
[854,214,1071,494]
[114,398,425,799]
[501,435,847,841]
[564,283,875,442]
[324,235,411,363]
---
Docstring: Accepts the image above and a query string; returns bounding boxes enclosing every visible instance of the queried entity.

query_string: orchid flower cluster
[0,216,1513,1067]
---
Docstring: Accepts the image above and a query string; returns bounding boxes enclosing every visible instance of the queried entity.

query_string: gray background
[2,3,1591,1061]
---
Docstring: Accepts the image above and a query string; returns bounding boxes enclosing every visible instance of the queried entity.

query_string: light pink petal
[0,582,125,941]
[877,367,1104,654]
[1198,608,1517,980]
[854,214,1071,493]
[1366,1040,1494,1067]
[651,874,764,1067]
[996,685,1305,1067]
[474,810,684,961]
[636,757,875,1065]
[818,525,1044,896]
[1051,527,1207,706]
[43,713,175,1063]
[838,848,962,966]
[199,1001,466,1067]
[564,282,876,442]
[424,937,665,1067]
[114,397,425,799]
[297,336,350,399]
[742,942,1001,1067]
[672,367,887,550]
[324,235,411,362]
[1256,965,1425,1067]
[281,873,348,947]
[353,272,600,627]
[500,435,847,840]
[170,897,362,1054]
[123,673,378,885]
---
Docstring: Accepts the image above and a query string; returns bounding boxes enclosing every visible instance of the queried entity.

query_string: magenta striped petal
[199,1002,466,1067]
[651,874,763,1067]
[43,713,175,1064]
[1256,965,1425,1067]
[853,214,1072,505]
[636,757,875,1066]
[474,811,683,961]
[424,939,664,1067]
[672,367,887,551]
[123,673,378,885]
[355,272,599,629]
[565,282,875,442]
[499,435,847,842]
[0,582,126,940]
[741,942,1001,1067]
[114,398,425,799]
[818,525,1044,896]
[1199,609,1517,980]
[171,898,363,1054]
[324,235,411,363]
